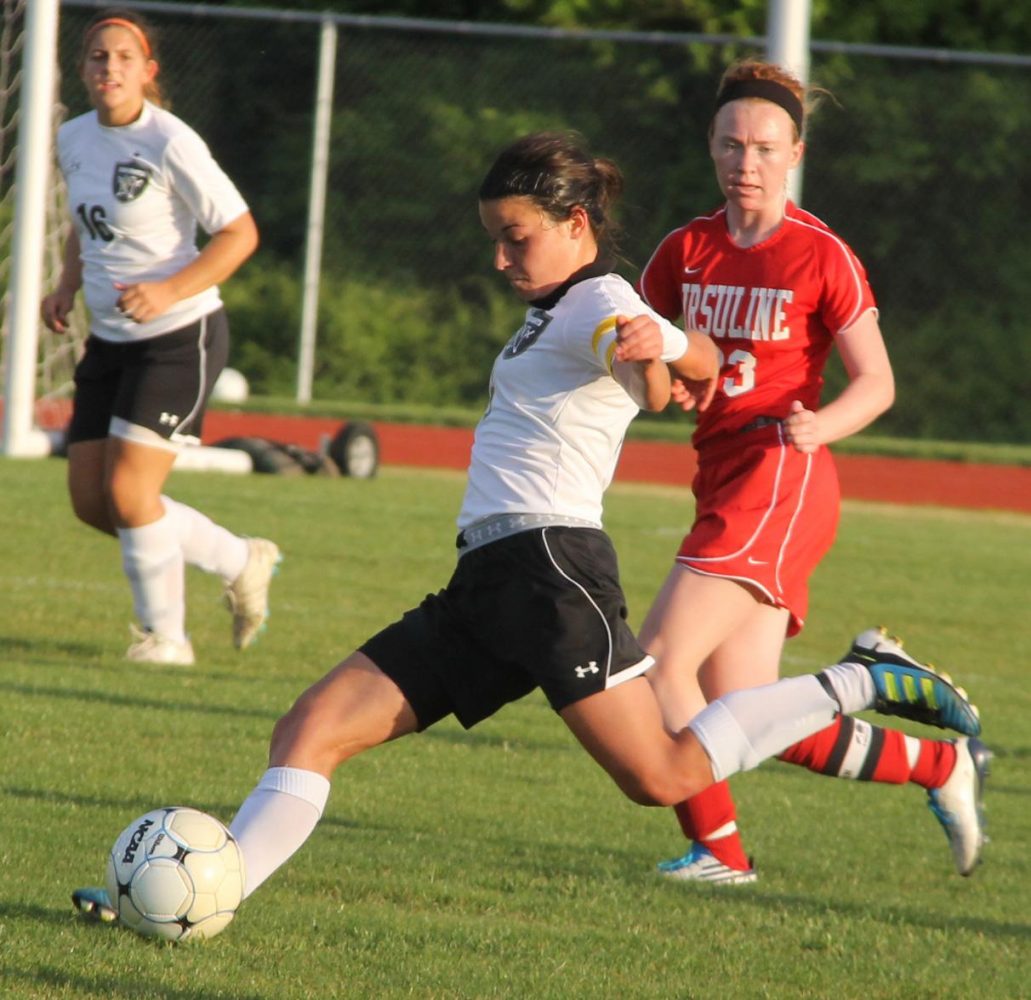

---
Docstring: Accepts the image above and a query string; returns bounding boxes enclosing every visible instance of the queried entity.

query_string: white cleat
[126,625,195,666]
[927,736,992,876]
[657,844,758,885]
[224,538,281,649]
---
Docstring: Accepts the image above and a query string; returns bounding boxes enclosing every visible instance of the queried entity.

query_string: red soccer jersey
[640,202,877,450]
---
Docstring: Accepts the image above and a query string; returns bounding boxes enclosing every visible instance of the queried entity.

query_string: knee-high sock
[672,781,751,870]
[778,715,957,789]
[229,767,331,898]
[117,515,186,641]
[162,496,248,581]
[688,667,874,783]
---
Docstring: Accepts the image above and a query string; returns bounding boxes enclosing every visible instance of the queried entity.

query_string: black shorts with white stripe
[67,309,229,446]
[360,526,652,730]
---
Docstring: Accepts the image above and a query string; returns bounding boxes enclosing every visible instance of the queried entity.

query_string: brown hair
[479,131,624,254]
[81,7,164,107]
[711,59,817,141]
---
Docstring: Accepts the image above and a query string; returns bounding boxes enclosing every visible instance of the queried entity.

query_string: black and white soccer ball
[105,806,245,942]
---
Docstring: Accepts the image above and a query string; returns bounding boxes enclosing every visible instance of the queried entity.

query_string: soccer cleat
[657,843,758,885]
[224,538,282,650]
[844,627,981,736]
[126,625,195,666]
[72,886,117,924]
[928,737,992,876]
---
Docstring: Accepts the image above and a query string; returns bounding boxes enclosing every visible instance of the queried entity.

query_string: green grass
[2,459,1029,1000]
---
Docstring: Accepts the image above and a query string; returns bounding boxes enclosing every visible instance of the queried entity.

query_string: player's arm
[668,330,719,413]
[41,226,83,333]
[613,314,675,411]
[115,210,259,324]
[783,311,895,453]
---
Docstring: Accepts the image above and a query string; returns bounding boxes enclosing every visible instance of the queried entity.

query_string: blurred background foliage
[40,1,1031,441]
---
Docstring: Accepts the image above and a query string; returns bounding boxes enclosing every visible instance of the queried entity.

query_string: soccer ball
[106,807,246,942]
[210,366,249,404]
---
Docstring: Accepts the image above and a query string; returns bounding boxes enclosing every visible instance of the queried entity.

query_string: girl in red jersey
[638,60,988,883]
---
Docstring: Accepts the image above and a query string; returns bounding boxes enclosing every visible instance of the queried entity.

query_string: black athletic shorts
[67,309,229,447]
[360,526,652,730]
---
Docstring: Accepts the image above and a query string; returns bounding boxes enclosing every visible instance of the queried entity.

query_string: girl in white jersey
[41,8,280,666]
[637,60,989,882]
[72,131,980,921]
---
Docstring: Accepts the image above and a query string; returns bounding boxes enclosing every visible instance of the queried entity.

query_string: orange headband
[86,18,152,58]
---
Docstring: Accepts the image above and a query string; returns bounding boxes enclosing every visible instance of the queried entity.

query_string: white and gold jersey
[459,266,688,529]
[57,102,249,342]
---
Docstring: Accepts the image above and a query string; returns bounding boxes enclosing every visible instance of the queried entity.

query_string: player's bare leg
[229,652,420,897]
[67,439,116,535]
[560,677,715,806]
[642,567,786,881]
[643,567,787,731]
[269,652,421,776]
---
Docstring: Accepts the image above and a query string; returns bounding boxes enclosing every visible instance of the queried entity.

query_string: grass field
[2,459,1029,1000]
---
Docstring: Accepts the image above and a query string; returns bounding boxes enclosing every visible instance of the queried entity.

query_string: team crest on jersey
[113,161,151,202]
[503,308,552,358]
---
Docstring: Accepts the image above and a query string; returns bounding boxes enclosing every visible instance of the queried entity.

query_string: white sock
[162,496,249,581]
[229,767,331,898]
[117,515,186,642]
[818,661,877,715]
[689,674,841,782]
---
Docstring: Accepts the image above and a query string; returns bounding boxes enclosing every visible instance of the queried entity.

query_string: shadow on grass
[0,634,105,660]
[1,964,266,1000]
[4,785,244,820]
[0,679,280,722]
[4,784,367,833]
[676,885,1031,942]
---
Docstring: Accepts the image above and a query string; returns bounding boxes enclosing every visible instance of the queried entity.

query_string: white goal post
[1,0,59,457]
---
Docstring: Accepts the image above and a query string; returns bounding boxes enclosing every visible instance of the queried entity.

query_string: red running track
[198,410,1031,516]
[22,400,1030,515]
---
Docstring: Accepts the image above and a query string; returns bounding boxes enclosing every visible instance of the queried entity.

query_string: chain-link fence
[7,1,1031,441]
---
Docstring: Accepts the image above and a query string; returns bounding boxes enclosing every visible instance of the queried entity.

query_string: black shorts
[360,526,652,730]
[67,310,229,447]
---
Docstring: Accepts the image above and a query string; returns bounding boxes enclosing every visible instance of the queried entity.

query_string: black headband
[714,78,804,134]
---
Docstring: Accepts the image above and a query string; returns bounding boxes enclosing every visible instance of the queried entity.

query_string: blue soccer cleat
[656,843,757,885]
[844,627,982,736]
[928,737,992,876]
[71,886,117,924]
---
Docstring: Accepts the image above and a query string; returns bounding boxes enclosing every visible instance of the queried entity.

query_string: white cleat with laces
[224,537,281,649]
[126,625,195,666]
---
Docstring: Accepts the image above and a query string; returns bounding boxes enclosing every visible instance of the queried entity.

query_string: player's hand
[41,288,76,333]
[614,314,663,364]
[114,280,176,324]
[783,399,822,453]
[671,373,717,413]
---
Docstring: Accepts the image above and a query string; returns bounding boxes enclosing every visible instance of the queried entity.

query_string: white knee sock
[117,515,186,642]
[162,496,249,581]
[689,672,858,782]
[229,767,331,898]
[818,661,877,715]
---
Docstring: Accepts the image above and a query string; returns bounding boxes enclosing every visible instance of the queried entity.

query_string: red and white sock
[778,714,956,789]
[672,780,751,871]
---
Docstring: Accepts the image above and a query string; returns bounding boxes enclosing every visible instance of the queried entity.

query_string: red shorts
[677,424,840,636]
